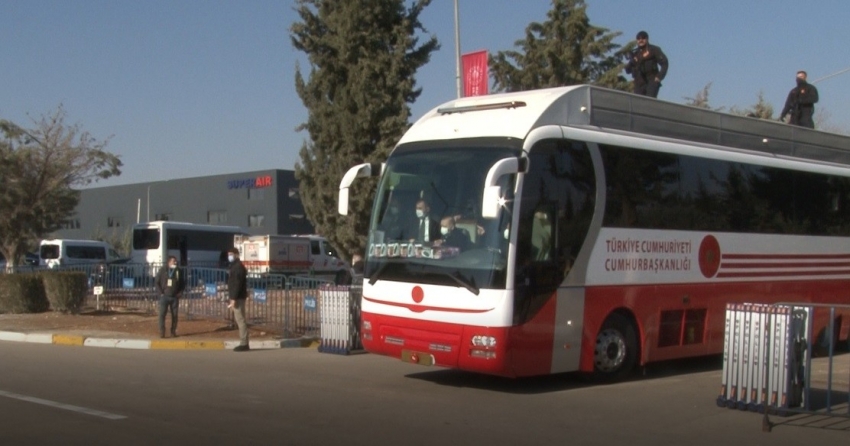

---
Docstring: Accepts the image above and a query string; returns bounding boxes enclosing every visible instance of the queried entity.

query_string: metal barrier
[317,277,363,355]
[761,303,850,432]
[716,302,850,432]
[2,262,330,339]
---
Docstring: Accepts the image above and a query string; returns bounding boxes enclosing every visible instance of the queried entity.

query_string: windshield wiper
[367,262,389,286]
[446,270,479,295]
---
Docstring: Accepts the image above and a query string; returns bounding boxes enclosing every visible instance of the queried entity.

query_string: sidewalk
[0,310,319,351]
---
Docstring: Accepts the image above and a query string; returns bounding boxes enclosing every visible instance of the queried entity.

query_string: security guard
[779,71,819,128]
[625,30,669,98]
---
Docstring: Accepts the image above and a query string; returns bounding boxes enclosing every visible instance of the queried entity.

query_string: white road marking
[0,389,127,420]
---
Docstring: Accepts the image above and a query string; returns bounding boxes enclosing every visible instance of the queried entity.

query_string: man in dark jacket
[155,255,185,338]
[625,30,668,98]
[410,199,442,244]
[779,71,819,128]
[436,216,472,252]
[227,247,250,351]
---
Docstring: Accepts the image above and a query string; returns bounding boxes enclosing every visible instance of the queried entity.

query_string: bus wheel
[593,313,638,381]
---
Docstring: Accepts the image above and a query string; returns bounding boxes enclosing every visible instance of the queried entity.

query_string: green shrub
[41,271,88,314]
[0,273,49,314]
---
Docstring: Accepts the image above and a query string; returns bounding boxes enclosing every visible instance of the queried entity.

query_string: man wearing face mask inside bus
[410,198,441,244]
[433,216,472,252]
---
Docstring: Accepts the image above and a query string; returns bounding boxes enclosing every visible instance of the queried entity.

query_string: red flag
[462,50,489,97]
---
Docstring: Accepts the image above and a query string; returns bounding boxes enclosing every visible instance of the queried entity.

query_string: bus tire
[593,313,638,381]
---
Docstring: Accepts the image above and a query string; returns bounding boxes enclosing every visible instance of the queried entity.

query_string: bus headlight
[471,335,497,348]
[362,320,372,331]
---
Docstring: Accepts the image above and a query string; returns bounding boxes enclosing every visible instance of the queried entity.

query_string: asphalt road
[0,342,846,445]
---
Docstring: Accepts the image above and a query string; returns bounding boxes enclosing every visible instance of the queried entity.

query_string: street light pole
[146,184,151,222]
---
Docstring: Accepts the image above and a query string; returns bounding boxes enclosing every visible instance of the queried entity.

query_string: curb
[0,330,319,351]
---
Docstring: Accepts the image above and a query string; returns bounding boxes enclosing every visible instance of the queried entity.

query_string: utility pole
[454,0,462,98]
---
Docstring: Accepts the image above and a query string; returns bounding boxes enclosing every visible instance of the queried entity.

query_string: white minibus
[39,239,124,268]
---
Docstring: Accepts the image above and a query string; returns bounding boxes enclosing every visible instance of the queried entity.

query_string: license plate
[401,349,434,366]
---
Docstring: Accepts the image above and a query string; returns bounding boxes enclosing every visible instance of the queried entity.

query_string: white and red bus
[338,85,850,380]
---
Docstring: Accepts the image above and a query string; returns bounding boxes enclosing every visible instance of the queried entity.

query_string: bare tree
[814,108,849,135]
[0,106,121,267]
[682,83,716,110]
[728,91,774,119]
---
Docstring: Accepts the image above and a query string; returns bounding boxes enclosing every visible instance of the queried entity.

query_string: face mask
[169,264,176,270]
[415,210,425,218]
[504,229,510,240]
[796,78,806,86]
[440,227,449,235]
[227,254,235,263]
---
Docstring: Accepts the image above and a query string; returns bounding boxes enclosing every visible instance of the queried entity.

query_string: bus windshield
[366,143,520,291]
[133,228,160,250]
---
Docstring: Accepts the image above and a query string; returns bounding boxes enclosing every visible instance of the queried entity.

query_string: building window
[248,214,265,228]
[248,188,265,201]
[289,214,305,221]
[107,217,123,228]
[60,219,81,229]
[154,213,171,221]
[288,188,300,199]
[208,210,227,224]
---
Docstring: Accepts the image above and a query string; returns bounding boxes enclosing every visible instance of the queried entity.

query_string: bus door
[178,236,188,266]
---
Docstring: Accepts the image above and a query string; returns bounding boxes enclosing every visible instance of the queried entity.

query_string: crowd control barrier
[715,302,850,432]
[2,262,329,339]
[318,278,363,355]
[717,303,810,412]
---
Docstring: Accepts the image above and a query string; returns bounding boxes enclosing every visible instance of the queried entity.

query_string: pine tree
[489,0,630,92]
[291,0,439,261]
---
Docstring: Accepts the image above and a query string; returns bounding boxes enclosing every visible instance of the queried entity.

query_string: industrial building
[52,169,314,241]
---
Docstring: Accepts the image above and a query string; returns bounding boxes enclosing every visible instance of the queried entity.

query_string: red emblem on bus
[699,235,721,278]
[411,286,424,303]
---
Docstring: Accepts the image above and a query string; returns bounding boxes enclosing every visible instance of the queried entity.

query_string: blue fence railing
[2,262,337,338]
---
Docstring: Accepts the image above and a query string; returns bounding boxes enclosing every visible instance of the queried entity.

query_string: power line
[811,67,850,84]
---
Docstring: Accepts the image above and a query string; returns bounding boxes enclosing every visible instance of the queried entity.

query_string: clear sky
[2,0,848,187]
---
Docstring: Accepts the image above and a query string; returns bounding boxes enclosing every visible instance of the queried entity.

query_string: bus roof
[132,220,244,232]
[400,85,850,168]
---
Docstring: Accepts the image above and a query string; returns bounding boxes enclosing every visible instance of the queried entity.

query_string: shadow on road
[405,354,724,394]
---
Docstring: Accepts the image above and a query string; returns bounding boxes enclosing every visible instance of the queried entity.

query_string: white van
[39,239,124,268]
[234,234,349,282]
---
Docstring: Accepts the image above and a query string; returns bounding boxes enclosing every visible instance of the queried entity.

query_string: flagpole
[454,0,462,98]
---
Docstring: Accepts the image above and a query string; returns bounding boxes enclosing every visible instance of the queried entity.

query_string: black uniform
[625,44,668,98]
[441,227,472,252]
[155,266,186,337]
[227,259,248,301]
[780,81,819,128]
